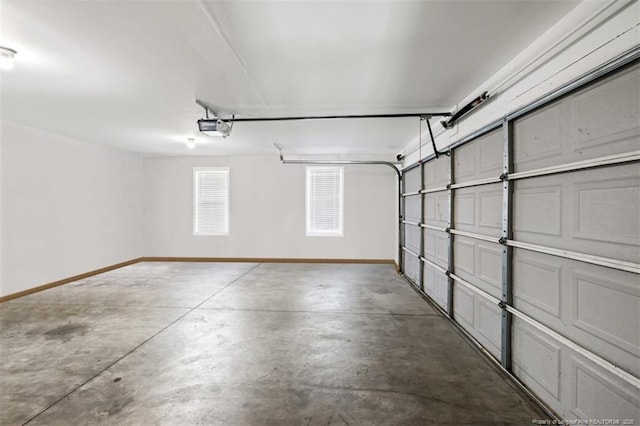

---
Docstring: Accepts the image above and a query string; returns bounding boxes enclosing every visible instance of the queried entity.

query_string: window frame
[193,167,230,236]
[305,166,344,237]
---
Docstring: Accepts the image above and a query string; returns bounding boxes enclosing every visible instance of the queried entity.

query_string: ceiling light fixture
[0,46,17,71]
[186,138,196,150]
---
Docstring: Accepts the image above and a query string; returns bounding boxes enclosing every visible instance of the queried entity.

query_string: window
[306,166,343,237]
[194,167,229,235]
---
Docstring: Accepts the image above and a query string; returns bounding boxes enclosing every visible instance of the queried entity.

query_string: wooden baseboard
[0,258,144,303]
[0,257,396,303]
[141,257,395,265]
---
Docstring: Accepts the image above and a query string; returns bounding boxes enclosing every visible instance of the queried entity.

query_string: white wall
[143,155,396,260]
[402,0,639,164]
[0,121,144,297]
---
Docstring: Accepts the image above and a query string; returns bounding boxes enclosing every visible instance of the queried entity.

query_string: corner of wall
[0,121,146,297]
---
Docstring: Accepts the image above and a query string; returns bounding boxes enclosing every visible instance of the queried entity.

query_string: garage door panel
[404,225,420,254]
[574,175,639,246]
[568,356,640,421]
[424,230,448,269]
[453,284,501,360]
[424,230,436,258]
[404,168,421,193]
[455,183,502,237]
[454,129,502,183]
[514,164,640,263]
[514,63,640,173]
[514,248,639,376]
[513,249,562,318]
[478,187,502,231]
[423,263,437,299]
[513,182,563,237]
[453,284,475,327]
[454,192,475,226]
[424,263,447,310]
[424,191,448,226]
[455,143,476,181]
[512,319,562,402]
[434,272,448,309]
[514,317,640,422]
[513,101,568,172]
[403,251,420,285]
[424,155,450,190]
[454,238,475,275]
[454,236,502,299]
[478,133,504,174]
[571,63,640,154]
[404,195,421,222]
[477,244,503,291]
[476,298,502,358]
[572,269,639,362]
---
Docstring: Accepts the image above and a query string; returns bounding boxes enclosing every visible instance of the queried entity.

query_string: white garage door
[400,59,640,421]
[510,62,639,420]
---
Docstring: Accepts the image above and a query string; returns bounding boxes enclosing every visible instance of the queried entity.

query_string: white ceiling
[0,0,581,157]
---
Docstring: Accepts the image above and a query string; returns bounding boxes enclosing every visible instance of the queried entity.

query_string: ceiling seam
[196,0,270,107]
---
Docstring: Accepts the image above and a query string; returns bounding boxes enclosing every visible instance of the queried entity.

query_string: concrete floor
[0,262,548,425]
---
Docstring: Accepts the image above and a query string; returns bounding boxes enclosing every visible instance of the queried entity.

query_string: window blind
[194,168,229,235]
[306,166,343,236]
